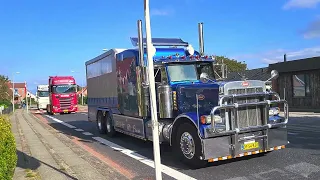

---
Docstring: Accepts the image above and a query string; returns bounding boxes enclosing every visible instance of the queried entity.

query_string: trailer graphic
[85,21,288,167]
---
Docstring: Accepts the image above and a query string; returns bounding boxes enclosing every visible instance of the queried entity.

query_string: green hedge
[0,115,17,180]
[0,100,11,109]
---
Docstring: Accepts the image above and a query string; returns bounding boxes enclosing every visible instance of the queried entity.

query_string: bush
[0,115,17,180]
[0,99,11,109]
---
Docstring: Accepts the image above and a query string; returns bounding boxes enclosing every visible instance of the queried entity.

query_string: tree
[0,75,11,102]
[214,56,247,72]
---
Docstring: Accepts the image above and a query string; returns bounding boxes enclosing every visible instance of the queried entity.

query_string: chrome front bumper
[200,92,289,160]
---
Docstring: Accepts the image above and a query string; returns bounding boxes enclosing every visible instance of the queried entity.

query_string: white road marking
[92,137,196,180]
[225,177,249,180]
[285,162,320,178]
[45,115,76,129]
[82,132,93,136]
[75,129,84,132]
[81,113,87,115]
[44,115,196,180]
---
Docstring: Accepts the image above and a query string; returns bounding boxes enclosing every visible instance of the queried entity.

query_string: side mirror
[200,72,210,83]
[267,70,279,82]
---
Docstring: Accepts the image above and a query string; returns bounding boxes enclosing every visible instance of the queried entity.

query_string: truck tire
[105,113,116,137]
[174,123,207,168]
[96,111,106,134]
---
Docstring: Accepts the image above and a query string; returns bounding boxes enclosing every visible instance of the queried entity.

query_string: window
[37,91,49,97]
[292,74,311,97]
[52,85,77,94]
[167,64,198,82]
[86,55,113,79]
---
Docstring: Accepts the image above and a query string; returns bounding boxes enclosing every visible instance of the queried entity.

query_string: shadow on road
[40,113,320,170]
[16,150,78,179]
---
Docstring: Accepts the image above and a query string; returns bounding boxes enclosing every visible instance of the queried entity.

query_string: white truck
[36,85,49,110]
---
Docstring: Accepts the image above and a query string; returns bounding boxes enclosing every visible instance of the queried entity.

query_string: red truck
[46,76,78,115]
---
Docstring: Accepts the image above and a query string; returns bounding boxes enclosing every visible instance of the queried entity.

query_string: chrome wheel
[97,116,102,130]
[107,122,111,132]
[180,132,196,159]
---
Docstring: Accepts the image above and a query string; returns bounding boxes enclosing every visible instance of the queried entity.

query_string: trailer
[85,21,289,168]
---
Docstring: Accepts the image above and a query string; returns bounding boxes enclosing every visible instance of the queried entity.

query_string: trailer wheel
[174,123,207,168]
[96,111,106,134]
[105,113,116,137]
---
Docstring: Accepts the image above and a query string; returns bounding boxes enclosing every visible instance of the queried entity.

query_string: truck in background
[36,84,49,110]
[47,76,78,115]
[85,21,288,168]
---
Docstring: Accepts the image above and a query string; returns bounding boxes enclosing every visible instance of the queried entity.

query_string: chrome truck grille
[59,98,72,109]
[228,87,264,129]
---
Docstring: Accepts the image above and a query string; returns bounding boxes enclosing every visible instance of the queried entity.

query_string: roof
[7,82,26,89]
[269,56,320,73]
[226,67,270,81]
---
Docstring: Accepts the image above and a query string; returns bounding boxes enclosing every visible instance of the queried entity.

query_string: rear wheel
[96,111,106,134]
[174,123,207,168]
[105,113,116,137]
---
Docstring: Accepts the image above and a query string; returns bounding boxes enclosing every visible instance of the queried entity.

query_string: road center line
[46,115,196,180]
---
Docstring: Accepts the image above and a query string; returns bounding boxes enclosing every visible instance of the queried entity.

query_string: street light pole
[71,70,85,105]
[144,0,162,179]
[12,72,20,113]
[81,78,84,105]
[25,81,29,113]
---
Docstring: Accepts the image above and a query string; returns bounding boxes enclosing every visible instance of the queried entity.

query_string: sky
[0,0,320,93]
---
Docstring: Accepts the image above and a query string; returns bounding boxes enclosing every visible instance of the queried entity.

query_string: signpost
[144,0,162,179]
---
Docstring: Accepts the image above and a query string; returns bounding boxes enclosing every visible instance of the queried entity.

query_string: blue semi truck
[85,20,289,167]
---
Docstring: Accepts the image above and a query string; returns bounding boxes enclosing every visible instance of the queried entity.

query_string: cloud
[233,47,320,66]
[303,18,320,39]
[283,0,320,9]
[150,8,173,16]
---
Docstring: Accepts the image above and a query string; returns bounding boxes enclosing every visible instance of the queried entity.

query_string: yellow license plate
[241,141,259,150]
[63,110,68,113]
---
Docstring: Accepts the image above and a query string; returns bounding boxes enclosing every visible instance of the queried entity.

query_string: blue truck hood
[172,82,220,115]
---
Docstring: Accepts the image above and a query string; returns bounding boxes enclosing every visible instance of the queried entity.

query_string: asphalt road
[37,111,320,180]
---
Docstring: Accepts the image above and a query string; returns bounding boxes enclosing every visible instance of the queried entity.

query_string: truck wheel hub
[98,118,102,129]
[180,132,195,159]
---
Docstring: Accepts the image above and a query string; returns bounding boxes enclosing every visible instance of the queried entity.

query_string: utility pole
[25,81,29,113]
[12,72,20,112]
[144,0,162,179]
[12,76,15,113]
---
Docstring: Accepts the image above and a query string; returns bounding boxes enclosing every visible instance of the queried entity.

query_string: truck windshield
[52,85,77,94]
[37,91,49,97]
[167,62,215,82]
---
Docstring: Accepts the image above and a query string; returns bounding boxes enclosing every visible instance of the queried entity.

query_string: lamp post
[71,70,85,105]
[144,0,162,179]
[12,72,20,112]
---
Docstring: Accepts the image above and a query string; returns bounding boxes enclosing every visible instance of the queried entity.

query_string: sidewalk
[11,109,127,180]
[77,105,87,112]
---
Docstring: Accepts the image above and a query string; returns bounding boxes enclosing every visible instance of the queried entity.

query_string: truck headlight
[200,115,223,124]
[219,86,224,95]
[269,107,279,116]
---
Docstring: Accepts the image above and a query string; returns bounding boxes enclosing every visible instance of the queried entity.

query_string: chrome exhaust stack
[198,22,204,56]
[137,20,144,66]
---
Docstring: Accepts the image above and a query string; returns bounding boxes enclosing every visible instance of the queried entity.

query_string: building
[269,56,320,111]
[77,86,87,97]
[7,82,27,104]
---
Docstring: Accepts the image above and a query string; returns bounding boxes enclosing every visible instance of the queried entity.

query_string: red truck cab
[47,76,78,115]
